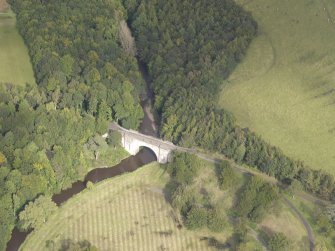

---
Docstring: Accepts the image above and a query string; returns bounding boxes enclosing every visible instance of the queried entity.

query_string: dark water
[6,60,158,250]
[5,229,32,251]
[52,148,157,206]
[138,59,159,137]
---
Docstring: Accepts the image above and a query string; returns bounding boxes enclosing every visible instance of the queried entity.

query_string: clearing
[0,7,35,85]
[220,0,335,173]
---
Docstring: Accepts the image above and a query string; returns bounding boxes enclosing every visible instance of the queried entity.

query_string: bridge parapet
[109,122,177,163]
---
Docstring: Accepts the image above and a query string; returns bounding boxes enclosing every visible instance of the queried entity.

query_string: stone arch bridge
[109,123,193,163]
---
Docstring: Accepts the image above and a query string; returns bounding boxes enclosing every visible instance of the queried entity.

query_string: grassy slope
[21,156,310,250]
[260,200,309,251]
[219,0,335,173]
[0,9,35,85]
[21,163,218,251]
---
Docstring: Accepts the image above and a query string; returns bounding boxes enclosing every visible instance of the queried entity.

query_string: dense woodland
[124,0,335,202]
[10,0,144,129]
[0,0,144,250]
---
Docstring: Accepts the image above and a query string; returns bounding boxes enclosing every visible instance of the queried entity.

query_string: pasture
[20,155,311,250]
[220,0,335,173]
[0,9,35,85]
[20,163,220,251]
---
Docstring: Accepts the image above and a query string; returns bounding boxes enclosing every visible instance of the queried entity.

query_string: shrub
[167,153,200,184]
[185,207,208,230]
[216,160,239,190]
[107,131,122,148]
[268,233,290,251]
[207,209,226,232]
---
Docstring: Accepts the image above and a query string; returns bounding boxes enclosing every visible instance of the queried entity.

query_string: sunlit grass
[220,0,335,174]
[21,163,218,251]
[0,9,35,85]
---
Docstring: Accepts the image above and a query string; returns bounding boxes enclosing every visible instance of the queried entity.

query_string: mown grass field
[220,0,335,173]
[21,163,222,251]
[0,8,35,85]
[20,155,312,251]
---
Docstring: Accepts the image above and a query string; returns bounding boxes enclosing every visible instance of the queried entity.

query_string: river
[6,59,158,251]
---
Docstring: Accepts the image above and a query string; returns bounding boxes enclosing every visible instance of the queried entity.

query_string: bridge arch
[109,123,177,164]
[138,146,158,162]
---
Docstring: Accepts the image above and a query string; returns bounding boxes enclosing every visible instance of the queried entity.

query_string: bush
[167,153,200,184]
[235,176,279,222]
[107,131,122,148]
[268,233,290,251]
[216,160,239,190]
[207,209,226,232]
[86,181,94,190]
[170,184,195,215]
[185,207,208,230]
[18,195,57,231]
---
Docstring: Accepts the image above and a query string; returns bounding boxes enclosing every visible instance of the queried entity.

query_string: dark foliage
[235,176,279,222]
[9,0,144,129]
[0,0,145,249]
[125,0,335,203]
[216,160,239,190]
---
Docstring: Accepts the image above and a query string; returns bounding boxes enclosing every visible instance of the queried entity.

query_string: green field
[219,0,335,173]
[0,9,35,85]
[21,163,221,251]
[259,200,309,250]
[20,156,313,250]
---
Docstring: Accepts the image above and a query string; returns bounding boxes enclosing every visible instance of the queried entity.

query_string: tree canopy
[0,0,146,249]
[125,0,335,204]
[18,195,57,231]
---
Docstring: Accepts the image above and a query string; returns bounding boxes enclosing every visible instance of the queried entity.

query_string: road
[112,124,316,250]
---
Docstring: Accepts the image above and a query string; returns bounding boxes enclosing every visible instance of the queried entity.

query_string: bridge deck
[110,123,177,150]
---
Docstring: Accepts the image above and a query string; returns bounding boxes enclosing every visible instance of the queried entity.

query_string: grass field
[0,8,35,85]
[20,155,312,250]
[219,0,335,173]
[21,163,223,251]
[260,200,309,250]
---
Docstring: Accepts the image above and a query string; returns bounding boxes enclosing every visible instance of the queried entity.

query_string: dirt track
[195,153,315,251]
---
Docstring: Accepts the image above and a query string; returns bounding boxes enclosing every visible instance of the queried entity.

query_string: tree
[167,153,200,184]
[18,195,57,231]
[107,131,122,148]
[286,179,303,197]
[235,176,279,222]
[61,54,75,78]
[268,233,290,251]
[0,152,6,166]
[216,160,238,190]
[185,207,207,230]
[207,208,226,232]
[85,135,108,160]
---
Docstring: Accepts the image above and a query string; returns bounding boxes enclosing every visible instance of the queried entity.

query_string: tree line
[124,0,335,202]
